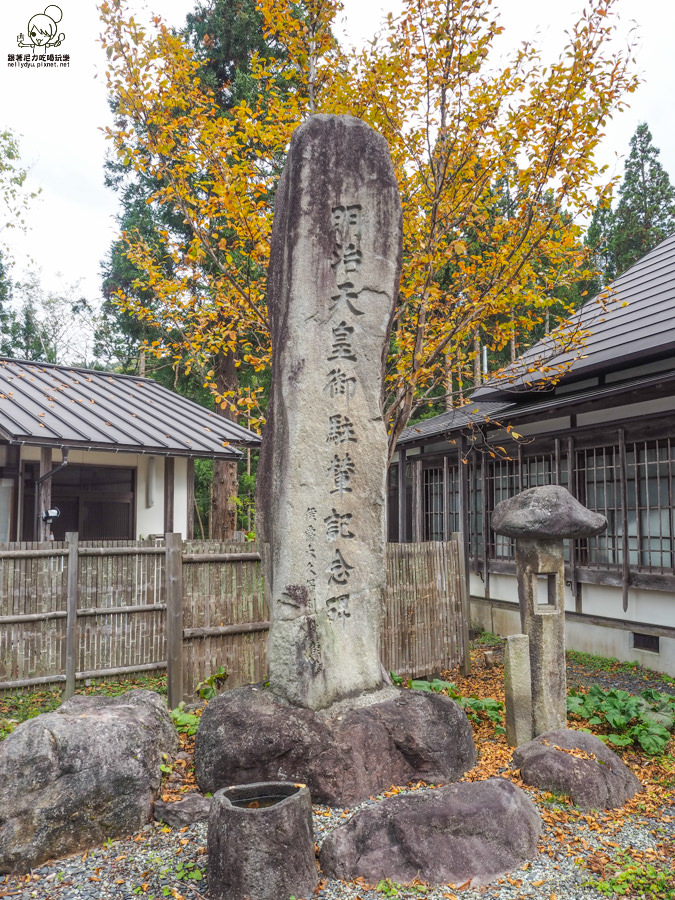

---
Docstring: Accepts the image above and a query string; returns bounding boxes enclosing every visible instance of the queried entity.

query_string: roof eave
[0,436,244,460]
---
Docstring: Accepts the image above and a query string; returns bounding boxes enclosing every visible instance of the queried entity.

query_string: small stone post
[492,486,606,738]
[503,634,532,747]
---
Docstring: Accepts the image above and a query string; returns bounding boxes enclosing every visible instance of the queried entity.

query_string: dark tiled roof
[398,401,514,446]
[474,231,675,399]
[0,358,260,457]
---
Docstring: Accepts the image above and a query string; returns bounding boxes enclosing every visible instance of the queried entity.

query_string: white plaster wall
[471,565,675,676]
[469,597,520,636]
[136,455,165,538]
[17,448,191,540]
[577,395,675,427]
[470,572,486,599]
[487,573,517,604]
[580,583,675,629]
[481,568,675,631]
[565,620,675,678]
[173,457,189,538]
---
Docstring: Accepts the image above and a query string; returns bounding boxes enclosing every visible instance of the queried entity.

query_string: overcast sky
[0,0,673,300]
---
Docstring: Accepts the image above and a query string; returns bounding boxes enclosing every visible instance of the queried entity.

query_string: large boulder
[0,690,178,873]
[195,685,476,806]
[512,728,641,810]
[319,778,541,886]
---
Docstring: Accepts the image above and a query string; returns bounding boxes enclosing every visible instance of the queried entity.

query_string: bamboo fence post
[165,533,184,709]
[64,532,79,700]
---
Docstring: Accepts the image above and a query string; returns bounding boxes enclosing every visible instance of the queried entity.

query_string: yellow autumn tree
[330,0,638,448]
[100,0,638,458]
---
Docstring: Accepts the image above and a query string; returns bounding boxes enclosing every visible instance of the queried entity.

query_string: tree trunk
[444,346,453,412]
[473,332,482,386]
[211,351,239,540]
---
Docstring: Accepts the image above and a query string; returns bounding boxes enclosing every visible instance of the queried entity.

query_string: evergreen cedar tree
[100,0,639,459]
[586,123,675,285]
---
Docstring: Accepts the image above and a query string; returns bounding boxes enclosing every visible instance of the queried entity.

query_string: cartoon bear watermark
[17,5,65,51]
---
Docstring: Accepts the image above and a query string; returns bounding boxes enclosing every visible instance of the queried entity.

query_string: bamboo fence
[0,535,469,703]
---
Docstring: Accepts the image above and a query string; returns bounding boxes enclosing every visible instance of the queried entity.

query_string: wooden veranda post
[37,448,52,541]
[165,533,184,709]
[398,447,407,542]
[453,532,471,676]
[618,428,630,612]
[64,532,79,700]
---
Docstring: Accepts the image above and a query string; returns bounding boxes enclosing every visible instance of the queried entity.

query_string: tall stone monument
[257,115,402,710]
[196,116,475,807]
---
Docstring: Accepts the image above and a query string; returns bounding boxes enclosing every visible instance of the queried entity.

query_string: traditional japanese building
[392,232,675,675]
[0,358,259,542]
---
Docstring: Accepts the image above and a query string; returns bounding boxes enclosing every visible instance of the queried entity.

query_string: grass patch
[0,672,167,740]
[470,629,505,649]
[566,650,642,675]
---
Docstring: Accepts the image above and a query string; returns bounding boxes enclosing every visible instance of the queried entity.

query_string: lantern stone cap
[491,485,607,540]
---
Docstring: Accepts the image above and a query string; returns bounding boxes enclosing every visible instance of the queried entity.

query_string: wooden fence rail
[0,535,469,703]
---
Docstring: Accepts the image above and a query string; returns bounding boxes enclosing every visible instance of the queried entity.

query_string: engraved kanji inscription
[331,205,362,278]
[305,508,318,594]
[328,452,355,497]
[329,283,364,318]
[327,548,354,586]
[324,367,357,405]
[327,414,357,444]
[328,321,357,361]
[326,593,351,624]
[324,509,355,541]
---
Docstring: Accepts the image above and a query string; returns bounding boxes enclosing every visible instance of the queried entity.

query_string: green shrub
[567,684,675,755]
[391,673,505,735]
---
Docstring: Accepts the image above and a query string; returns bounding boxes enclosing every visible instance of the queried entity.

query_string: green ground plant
[174,860,204,883]
[195,665,229,700]
[582,850,675,899]
[391,674,505,735]
[567,684,675,754]
[470,630,505,649]
[375,879,428,898]
[169,701,201,736]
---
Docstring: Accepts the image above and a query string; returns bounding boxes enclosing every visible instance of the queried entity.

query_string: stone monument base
[194,685,476,807]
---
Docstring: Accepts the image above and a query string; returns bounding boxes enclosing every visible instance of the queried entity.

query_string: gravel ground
[1,655,673,900]
[1,790,672,900]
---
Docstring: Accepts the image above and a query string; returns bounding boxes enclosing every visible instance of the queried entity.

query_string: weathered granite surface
[504,633,533,746]
[154,793,211,828]
[256,114,402,710]
[0,690,178,874]
[513,728,641,810]
[492,485,607,540]
[194,685,476,806]
[319,778,542,886]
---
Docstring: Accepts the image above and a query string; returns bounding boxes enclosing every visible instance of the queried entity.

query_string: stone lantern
[492,485,607,741]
